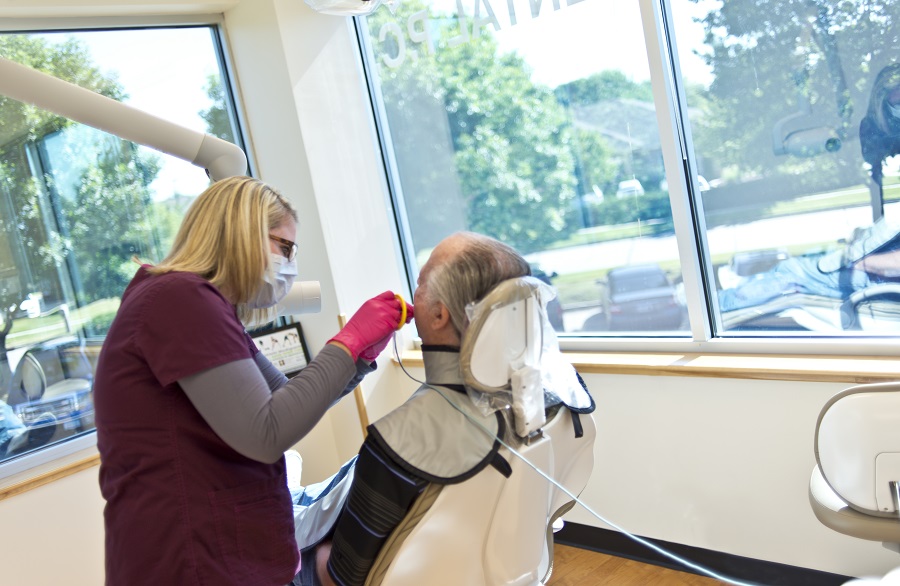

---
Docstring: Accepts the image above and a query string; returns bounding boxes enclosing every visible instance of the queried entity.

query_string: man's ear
[433,303,452,331]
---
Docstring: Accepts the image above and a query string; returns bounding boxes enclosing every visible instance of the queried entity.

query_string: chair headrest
[460,277,543,394]
[458,276,592,438]
[459,277,545,438]
[815,382,900,516]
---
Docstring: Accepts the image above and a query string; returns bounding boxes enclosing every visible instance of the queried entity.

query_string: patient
[0,399,26,456]
[718,216,900,313]
[293,231,587,586]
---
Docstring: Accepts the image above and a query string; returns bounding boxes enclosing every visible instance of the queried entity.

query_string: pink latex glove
[358,298,415,362]
[329,292,412,361]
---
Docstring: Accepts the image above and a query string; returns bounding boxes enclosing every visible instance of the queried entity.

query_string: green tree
[556,73,660,196]
[367,6,581,254]
[555,70,654,107]
[199,73,235,142]
[0,34,160,345]
[61,137,162,302]
[0,36,125,144]
[687,0,900,187]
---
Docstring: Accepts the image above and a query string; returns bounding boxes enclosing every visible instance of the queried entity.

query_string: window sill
[5,349,895,501]
[0,446,99,502]
[396,350,900,384]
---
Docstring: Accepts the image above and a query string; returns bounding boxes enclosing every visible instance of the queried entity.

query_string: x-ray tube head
[277,281,322,316]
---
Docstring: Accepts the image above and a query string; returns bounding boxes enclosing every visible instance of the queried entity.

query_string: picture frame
[250,322,311,377]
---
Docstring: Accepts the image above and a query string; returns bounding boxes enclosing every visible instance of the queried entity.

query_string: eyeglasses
[269,234,298,261]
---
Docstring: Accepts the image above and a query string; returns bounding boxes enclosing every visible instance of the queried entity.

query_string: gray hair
[426,232,531,336]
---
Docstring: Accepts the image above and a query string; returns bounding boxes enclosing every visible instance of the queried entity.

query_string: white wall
[567,374,899,579]
[0,1,899,584]
[4,371,900,585]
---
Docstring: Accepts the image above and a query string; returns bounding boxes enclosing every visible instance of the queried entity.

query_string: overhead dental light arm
[0,56,247,180]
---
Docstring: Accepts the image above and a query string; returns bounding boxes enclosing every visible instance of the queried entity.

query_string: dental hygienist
[93,176,412,586]
[861,62,900,195]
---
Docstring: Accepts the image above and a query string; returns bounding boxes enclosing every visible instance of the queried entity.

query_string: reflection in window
[361,0,900,339]
[671,0,900,336]
[358,0,687,336]
[0,27,240,464]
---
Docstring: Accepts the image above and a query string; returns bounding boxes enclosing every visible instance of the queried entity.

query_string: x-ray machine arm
[0,56,247,180]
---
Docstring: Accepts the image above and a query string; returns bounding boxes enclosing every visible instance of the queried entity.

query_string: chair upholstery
[366,406,596,586]
[365,277,597,585]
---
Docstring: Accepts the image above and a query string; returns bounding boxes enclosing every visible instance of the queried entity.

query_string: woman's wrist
[326,340,353,359]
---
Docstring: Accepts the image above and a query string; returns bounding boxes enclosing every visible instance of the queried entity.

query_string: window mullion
[640,0,712,343]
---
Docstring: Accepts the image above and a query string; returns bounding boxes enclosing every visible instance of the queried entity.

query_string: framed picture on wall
[250,323,310,377]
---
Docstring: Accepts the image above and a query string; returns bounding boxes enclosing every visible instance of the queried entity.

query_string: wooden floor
[547,544,727,585]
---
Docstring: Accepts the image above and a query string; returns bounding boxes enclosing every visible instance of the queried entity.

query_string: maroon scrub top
[94,267,299,585]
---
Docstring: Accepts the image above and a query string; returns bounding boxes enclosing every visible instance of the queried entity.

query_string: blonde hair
[149,176,297,325]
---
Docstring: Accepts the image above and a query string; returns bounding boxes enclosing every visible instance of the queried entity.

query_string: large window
[0,25,242,466]
[357,0,900,342]
[670,0,900,337]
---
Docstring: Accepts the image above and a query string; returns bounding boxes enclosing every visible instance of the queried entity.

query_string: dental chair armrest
[841,283,900,329]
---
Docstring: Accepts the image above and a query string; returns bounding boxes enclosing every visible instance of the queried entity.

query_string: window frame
[352,0,900,359]
[0,15,251,479]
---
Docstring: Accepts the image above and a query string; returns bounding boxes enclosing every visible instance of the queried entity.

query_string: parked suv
[601,264,684,330]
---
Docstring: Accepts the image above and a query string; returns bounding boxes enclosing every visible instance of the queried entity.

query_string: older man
[293,231,552,586]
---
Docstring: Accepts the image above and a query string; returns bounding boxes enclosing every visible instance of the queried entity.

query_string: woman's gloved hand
[329,292,413,361]
[359,300,414,362]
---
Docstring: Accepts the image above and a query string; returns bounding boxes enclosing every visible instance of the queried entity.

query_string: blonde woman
[93,176,411,586]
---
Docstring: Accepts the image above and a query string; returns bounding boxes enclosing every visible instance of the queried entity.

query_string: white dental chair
[365,277,597,586]
[809,382,900,550]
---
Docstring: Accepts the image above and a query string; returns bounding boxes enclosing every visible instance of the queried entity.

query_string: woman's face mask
[248,253,298,309]
[889,101,900,119]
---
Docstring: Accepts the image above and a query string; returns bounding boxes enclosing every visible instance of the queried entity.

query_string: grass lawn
[6,298,120,349]
[6,179,899,344]
[548,182,900,307]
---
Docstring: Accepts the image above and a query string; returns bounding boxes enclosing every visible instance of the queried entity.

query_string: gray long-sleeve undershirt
[179,344,373,464]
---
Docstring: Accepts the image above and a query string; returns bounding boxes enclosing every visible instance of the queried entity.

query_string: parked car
[530,264,565,332]
[600,264,684,330]
[616,179,645,198]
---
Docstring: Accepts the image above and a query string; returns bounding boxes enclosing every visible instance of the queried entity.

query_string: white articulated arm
[0,56,247,180]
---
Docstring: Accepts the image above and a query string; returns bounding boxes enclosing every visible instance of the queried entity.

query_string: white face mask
[248,253,298,309]
[889,102,900,119]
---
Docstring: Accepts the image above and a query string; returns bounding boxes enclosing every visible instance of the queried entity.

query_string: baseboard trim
[554,523,852,586]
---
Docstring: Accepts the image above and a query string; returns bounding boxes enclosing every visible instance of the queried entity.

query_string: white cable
[391,335,761,586]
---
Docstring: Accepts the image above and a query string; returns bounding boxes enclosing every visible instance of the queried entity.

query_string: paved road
[526,203,892,277]
[533,201,897,332]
